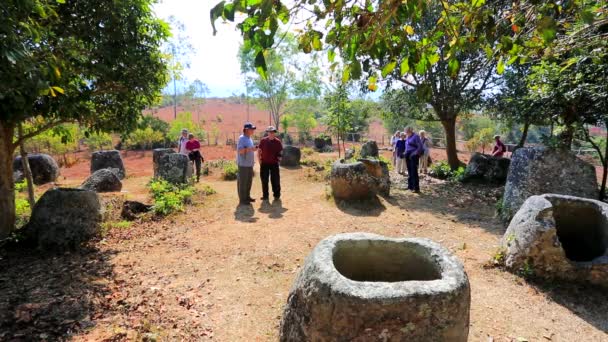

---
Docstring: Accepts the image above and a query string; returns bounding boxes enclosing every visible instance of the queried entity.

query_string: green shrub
[222,161,238,180]
[201,184,216,195]
[429,161,465,182]
[15,196,31,228]
[301,147,315,157]
[148,179,195,215]
[14,180,27,192]
[86,132,113,151]
[377,155,394,171]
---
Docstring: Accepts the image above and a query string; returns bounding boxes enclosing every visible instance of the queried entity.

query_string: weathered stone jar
[502,194,608,287]
[91,150,126,179]
[330,159,390,200]
[280,233,471,341]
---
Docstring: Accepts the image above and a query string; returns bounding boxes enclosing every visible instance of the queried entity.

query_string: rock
[345,148,355,160]
[360,140,379,158]
[13,154,60,185]
[280,146,301,167]
[463,153,510,185]
[502,194,608,287]
[23,188,102,250]
[330,159,390,200]
[90,150,125,179]
[280,233,470,341]
[13,170,24,183]
[156,153,190,184]
[80,169,122,192]
[313,136,332,151]
[153,148,175,177]
[121,200,153,221]
[501,147,597,220]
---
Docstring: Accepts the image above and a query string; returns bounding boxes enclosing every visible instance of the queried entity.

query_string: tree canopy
[0,0,169,238]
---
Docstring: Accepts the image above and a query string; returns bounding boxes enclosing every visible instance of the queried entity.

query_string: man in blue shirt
[405,127,424,193]
[237,122,257,204]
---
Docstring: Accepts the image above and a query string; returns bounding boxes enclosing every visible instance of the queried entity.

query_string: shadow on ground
[530,279,608,333]
[234,203,258,223]
[387,179,506,237]
[334,196,387,217]
[0,245,116,340]
[258,199,288,219]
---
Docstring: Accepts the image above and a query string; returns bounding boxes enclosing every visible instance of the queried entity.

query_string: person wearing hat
[492,135,506,158]
[258,126,283,200]
[237,122,257,204]
[177,128,189,155]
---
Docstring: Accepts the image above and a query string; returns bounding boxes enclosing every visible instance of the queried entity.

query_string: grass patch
[221,161,238,180]
[148,178,195,216]
[201,184,217,195]
[428,161,465,182]
[301,147,315,157]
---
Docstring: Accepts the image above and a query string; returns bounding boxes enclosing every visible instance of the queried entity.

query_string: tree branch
[13,119,66,148]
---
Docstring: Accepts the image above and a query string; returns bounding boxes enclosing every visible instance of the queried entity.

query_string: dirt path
[2,166,607,341]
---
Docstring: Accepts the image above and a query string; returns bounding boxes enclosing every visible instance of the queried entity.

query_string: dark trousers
[237,166,254,202]
[260,163,281,198]
[192,158,201,181]
[406,154,420,191]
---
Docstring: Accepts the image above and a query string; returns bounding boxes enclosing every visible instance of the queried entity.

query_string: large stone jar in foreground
[280,233,470,341]
[330,159,390,200]
[24,188,102,250]
[502,194,608,287]
[501,147,597,220]
[91,150,126,179]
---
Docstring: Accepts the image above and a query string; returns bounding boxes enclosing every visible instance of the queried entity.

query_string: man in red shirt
[186,133,204,182]
[492,135,506,158]
[258,126,283,200]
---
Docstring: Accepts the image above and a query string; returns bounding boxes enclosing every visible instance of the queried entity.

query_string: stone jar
[90,150,126,179]
[280,233,470,341]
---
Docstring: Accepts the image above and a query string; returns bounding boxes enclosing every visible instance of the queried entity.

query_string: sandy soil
[1,149,607,341]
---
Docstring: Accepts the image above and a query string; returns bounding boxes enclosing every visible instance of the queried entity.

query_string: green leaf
[254,50,267,79]
[342,65,351,83]
[497,56,505,75]
[350,60,362,79]
[51,86,64,94]
[312,34,322,51]
[415,57,428,74]
[400,59,410,75]
[381,60,396,77]
[507,55,518,66]
[210,1,226,35]
[581,10,594,24]
[448,59,460,77]
[56,0,66,3]
[328,49,336,63]
[428,53,440,65]
[471,0,485,8]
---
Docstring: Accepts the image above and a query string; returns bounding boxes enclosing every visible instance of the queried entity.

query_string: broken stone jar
[279,233,470,341]
[502,194,608,287]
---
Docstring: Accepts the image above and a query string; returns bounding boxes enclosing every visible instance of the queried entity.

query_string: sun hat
[266,126,277,132]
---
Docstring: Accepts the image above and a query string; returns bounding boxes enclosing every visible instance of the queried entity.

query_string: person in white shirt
[177,128,189,155]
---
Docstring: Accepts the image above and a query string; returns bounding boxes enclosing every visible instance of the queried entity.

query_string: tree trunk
[518,121,530,148]
[600,124,608,201]
[0,122,16,239]
[441,118,461,169]
[18,124,36,208]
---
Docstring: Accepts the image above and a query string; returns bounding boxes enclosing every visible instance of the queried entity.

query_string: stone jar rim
[304,232,468,302]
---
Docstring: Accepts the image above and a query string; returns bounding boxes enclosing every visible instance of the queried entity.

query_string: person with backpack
[492,135,506,158]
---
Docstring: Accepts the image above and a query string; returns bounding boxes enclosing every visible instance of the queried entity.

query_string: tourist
[237,122,257,204]
[419,130,431,174]
[405,127,423,193]
[395,132,407,175]
[391,131,400,166]
[258,126,283,201]
[177,128,189,155]
[186,133,204,182]
[492,135,506,158]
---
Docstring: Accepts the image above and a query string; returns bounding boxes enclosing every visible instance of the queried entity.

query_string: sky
[154,0,247,97]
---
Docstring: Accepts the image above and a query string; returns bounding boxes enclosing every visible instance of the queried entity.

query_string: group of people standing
[391,128,431,193]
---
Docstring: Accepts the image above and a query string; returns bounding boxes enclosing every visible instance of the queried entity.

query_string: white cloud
[154,0,246,97]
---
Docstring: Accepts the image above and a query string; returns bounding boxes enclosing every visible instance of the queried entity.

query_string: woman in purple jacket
[404,127,423,193]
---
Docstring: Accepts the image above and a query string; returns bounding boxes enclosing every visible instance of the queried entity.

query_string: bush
[428,161,465,182]
[222,161,238,180]
[201,184,217,195]
[14,180,27,192]
[301,147,315,157]
[148,179,195,215]
[86,132,113,151]
[15,196,31,228]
